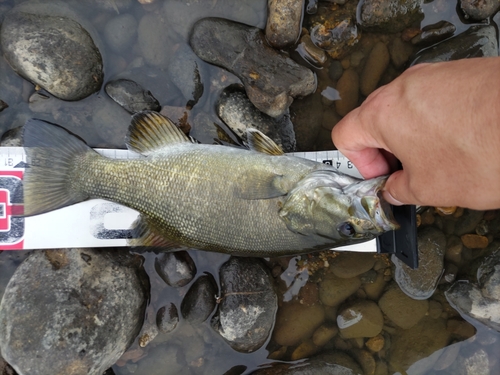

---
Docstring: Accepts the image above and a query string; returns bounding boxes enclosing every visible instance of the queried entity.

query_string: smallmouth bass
[21,111,399,256]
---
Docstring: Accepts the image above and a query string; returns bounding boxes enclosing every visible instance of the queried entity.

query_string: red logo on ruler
[0,170,24,250]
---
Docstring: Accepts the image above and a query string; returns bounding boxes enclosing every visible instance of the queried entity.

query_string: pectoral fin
[235,172,288,200]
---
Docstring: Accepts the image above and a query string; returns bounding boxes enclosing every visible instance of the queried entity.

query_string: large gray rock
[0,249,148,375]
[0,2,103,101]
[190,17,316,118]
[105,79,160,114]
[411,25,498,65]
[460,0,500,21]
[393,226,446,300]
[212,257,277,353]
[216,85,296,152]
[181,274,217,324]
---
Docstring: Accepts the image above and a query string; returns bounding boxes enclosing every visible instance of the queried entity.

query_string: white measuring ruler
[0,147,376,252]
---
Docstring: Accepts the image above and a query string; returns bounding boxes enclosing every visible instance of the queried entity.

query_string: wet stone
[154,251,196,288]
[266,0,304,49]
[103,13,137,53]
[359,0,424,33]
[180,274,217,324]
[330,252,376,278]
[411,25,499,65]
[335,69,359,116]
[290,91,323,150]
[212,257,277,353]
[167,43,205,108]
[461,0,500,20]
[250,359,361,374]
[138,12,174,68]
[105,79,160,114]
[216,85,296,152]
[0,127,22,147]
[307,2,360,60]
[360,42,390,96]
[411,21,456,46]
[0,249,148,375]
[337,300,384,339]
[461,234,489,249]
[454,210,485,236]
[328,59,344,81]
[1,3,103,101]
[190,17,316,118]
[156,303,179,334]
[0,356,16,375]
[319,273,361,306]
[378,284,429,329]
[298,34,328,66]
[389,37,415,69]
[272,300,325,347]
[393,226,446,300]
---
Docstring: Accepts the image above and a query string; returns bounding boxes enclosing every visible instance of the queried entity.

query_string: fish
[21,111,399,257]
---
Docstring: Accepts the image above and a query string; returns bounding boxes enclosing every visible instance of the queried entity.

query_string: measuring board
[0,146,418,268]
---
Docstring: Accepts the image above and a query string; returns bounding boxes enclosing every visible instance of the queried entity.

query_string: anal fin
[129,214,183,249]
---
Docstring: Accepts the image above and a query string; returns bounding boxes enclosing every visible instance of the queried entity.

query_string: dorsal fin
[126,111,192,155]
[246,128,284,156]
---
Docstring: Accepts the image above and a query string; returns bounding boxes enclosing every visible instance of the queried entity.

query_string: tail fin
[22,119,95,216]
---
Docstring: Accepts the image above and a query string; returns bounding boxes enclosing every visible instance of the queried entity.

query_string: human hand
[331,57,500,210]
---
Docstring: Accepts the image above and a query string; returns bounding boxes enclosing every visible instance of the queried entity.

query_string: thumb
[382,170,415,206]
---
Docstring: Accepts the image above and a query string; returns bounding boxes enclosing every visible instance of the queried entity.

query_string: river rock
[378,284,428,329]
[0,249,148,375]
[180,274,217,324]
[1,355,15,375]
[393,226,446,300]
[337,300,384,339]
[217,85,296,152]
[411,25,499,65]
[360,42,390,96]
[290,91,323,150]
[212,257,277,353]
[154,251,196,288]
[447,348,491,375]
[319,273,361,306]
[250,359,361,374]
[103,13,137,53]
[461,0,500,20]
[266,0,304,49]
[411,21,456,46]
[335,69,359,116]
[105,79,160,114]
[137,12,174,68]
[156,303,179,334]
[330,252,376,278]
[167,44,205,108]
[307,2,360,59]
[388,317,450,372]
[190,17,316,118]
[272,300,325,346]
[1,3,103,101]
[359,0,424,33]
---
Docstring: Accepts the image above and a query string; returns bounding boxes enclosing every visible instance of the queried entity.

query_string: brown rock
[319,273,362,306]
[360,42,390,96]
[378,285,429,329]
[266,0,304,49]
[338,300,384,339]
[461,234,489,249]
[365,334,384,352]
[312,323,338,347]
[335,69,359,116]
[273,301,325,346]
[330,252,376,278]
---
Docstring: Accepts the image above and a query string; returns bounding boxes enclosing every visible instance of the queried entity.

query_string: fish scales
[21,112,399,256]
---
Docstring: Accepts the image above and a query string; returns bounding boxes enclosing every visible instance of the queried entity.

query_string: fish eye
[338,222,356,237]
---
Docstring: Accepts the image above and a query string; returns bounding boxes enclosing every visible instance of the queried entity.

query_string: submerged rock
[156,303,179,334]
[0,249,148,375]
[154,251,196,288]
[0,3,103,101]
[105,79,160,114]
[216,85,296,152]
[212,257,277,353]
[190,17,316,118]
[411,25,499,65]
[250,360,361,374]
[266,0,304,49]
[359,0,424,33]
[167,44,205,108]
[460,0,500,21]
[393,226,446,300]
[180,274,217,324]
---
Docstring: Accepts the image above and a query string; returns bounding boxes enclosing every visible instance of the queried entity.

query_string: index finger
[331,108,391,179]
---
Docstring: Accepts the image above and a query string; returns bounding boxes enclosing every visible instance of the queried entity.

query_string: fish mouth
[350,176,400,233]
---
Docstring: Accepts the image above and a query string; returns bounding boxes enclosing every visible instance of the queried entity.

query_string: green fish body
[22,112,398,257]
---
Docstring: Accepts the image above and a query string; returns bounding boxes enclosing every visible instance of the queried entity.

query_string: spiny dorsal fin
[126,111,192,155]
[246,128,284,156]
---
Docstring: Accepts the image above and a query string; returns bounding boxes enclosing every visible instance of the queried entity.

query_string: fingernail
[383,191,404,206]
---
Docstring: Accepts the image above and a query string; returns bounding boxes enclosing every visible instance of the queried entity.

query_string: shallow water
[1,0,500,374]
